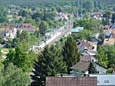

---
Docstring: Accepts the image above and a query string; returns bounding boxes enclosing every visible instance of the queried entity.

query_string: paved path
[94,63,106,74]
[32,17,73,53]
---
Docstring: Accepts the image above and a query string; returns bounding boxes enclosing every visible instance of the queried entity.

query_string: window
[104,80,109,83]
[97,80,99,83]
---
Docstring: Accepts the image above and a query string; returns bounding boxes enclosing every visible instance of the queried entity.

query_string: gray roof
[70,61,90,71]
[90,74,115,85]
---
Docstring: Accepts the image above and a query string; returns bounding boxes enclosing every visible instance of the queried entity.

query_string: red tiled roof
[46,77,97,86]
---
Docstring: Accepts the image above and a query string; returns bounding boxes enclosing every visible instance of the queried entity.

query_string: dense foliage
[31,36,80,86]
[73,18,101,41]
[31,45,67,86]
[88,62,97,74]
[0,63,30,86]
[62,36,80,68]
[97,45,115,69]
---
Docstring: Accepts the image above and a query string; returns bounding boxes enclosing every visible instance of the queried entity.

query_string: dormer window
[92,46,95,49]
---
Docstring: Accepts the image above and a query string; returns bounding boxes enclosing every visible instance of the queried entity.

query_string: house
[77,40,97,56]
[46,76,97,86]
[55,12,70,21]
[8,8,20,15]
[0,27,17,39]
[70,61,90,75]
[92,33,102,44]
[91,12,103,20]
[71,27,84,34]
[103,27,115,45]
[111,24,115,29]
[70,54,91,75]
[70,40,98,75]
[9,23,35,33]
[105,31,112,38]
[90,74,115,86]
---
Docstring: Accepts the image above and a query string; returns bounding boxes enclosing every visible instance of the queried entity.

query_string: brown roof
[9,23,35,32]
[70,61,90,71]
[46,77,97,86]
[104,38,115,45]
[0,27,10,32]
[78,40,95,51]
[80,56,91,62]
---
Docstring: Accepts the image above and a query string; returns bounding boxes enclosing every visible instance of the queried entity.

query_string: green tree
[62,36,80,69]
[83,0,94,12]
[97,46,108,68]
[73,29,94,41]
[0,17,8,23]
[98,32,105,42]
[39,21,49,35]
[102,11,111,25]
[31,45,67,86]
[0,37,4,44]
[88,62,97,74]
[18,10,28,17]
[106,68,113,74]
[73,18,100,31]
[4,43,36,72]
[111,13,115,24]
[0,63,30,86]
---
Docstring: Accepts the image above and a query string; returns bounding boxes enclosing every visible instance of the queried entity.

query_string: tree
[102,11,111,25]
[98,32,105,42]
[0,17,8,23]
[113,6,115,11]
[39,21,49,35]
[18,10,28,17]
[31,45,67,86]
[62,36,80,69]
[97,47,108,68]
[4,38,13,48]
[73,18,100,31]
[0,37,4,44]
[106,68,113,74]
[0,63,30,86]
[111,13,115,24]
[83,0,94,12]
[88,62,97,74]
[4,43,36,72]
[73,29,94,41]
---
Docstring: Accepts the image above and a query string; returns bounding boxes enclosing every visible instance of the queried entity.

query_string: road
[32,17,73,53]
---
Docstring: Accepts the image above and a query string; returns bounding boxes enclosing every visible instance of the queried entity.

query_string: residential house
[92,33,103,45]
[55,12,70,21]
[0,27,17,39]
[90,74,115,86]
[70,54,91,76]
[71,27,84,34]
[46,76,97,86]
[77,40,97,56]
[70,61,90,75]
[9,23,35,33]
[8,8,20,15]
[91,12,103,20]
[70,40,98,75]
[71,27,84,33]
[103,26,115,45]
